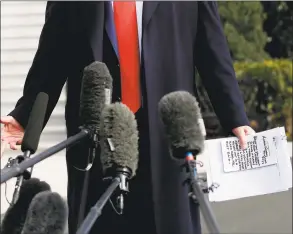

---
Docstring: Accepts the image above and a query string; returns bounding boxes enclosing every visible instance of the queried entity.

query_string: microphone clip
[115,167,131,214]
[78,126,99,148]
[183,158,220,203]
[104,166,131,215]
[4,155,32,180]
[75,127,99,171]
[116,167,130,193]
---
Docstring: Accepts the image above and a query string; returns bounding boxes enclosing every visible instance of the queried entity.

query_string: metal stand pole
[187,159,221,234]
[76,177,120,234]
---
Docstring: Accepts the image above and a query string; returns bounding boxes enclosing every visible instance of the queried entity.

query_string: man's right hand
[1,116,24,152]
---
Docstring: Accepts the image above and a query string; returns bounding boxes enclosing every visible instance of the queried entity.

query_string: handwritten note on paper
[206,127,291,202]
[221,135,278,173]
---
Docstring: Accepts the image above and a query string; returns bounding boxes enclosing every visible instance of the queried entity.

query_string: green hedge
[234,59,292,139]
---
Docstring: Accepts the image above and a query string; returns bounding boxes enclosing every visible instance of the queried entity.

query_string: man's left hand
[232,126,256,150]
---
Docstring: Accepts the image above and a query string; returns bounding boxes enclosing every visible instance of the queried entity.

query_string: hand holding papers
[201,127,292,202]
[221,135,278,172]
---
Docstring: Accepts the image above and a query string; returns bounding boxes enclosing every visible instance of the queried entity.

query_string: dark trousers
[65,108,157,234]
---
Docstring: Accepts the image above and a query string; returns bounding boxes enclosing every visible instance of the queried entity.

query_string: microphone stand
[76,167,131,234]
[1,128,90,184]
[185,153,221,234]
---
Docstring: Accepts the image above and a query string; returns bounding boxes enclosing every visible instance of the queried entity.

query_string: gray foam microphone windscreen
[158,91,205,159]
[21,191,68,234]
[99,103,139,178]
[0,178,51,234]
[79,61,113,132]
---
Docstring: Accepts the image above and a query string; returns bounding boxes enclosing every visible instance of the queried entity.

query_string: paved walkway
[202,189,292,233]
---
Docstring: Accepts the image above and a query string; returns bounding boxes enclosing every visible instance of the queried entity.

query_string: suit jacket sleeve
[194,1,249,132]
[8,2,71,129]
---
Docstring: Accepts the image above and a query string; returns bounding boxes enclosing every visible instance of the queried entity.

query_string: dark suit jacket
[9,2,249,234]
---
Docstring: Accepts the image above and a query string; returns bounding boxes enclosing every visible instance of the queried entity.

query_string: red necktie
[113,1,141,113]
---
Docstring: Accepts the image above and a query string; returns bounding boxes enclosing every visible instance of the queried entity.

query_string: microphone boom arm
[76,177,121,234]
[1,129,90,184]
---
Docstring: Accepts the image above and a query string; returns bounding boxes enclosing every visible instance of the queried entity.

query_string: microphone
[21,92,49,154]
[21,191,68,234]
[10,92,49,204]
[100,102,139,211]
[158,90,205,160]
[80,61,113,130]
[158,91,221,234]
[77,61,113,227]
[76,102,139,234]
[79,61,112,136]
[0,178,51,234]
[0,62,113,184]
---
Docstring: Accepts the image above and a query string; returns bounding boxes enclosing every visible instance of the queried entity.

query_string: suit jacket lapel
[83,2,159,61]
[142,2,159,31]
[84,2,105,61]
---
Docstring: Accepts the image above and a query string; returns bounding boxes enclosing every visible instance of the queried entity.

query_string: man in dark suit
[1,2,255,234]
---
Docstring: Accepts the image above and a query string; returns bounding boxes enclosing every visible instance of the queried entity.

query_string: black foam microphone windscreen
[79,61,113,133]
[158,91,205,159]
[21,92,49,154]
[21,191,68,234]
[99,103,139,178]
[0,178,51,234]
